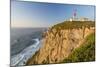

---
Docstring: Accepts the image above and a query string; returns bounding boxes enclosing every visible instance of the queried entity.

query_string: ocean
[10,28,47,66]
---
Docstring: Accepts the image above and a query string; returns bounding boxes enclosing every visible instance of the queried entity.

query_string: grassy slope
[62,33,95,63]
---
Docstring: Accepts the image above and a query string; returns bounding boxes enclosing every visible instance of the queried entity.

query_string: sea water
[10,28,47,66]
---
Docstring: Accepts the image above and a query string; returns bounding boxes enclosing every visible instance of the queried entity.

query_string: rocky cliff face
[26,26,95,65]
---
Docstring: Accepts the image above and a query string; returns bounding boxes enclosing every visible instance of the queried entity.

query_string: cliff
[26,21,95,65]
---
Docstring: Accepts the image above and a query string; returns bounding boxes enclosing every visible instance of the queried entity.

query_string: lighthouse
[73,9,77,20]
[70,9,77,21]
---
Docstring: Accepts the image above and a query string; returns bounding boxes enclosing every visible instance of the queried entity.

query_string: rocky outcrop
[26,26,95,65]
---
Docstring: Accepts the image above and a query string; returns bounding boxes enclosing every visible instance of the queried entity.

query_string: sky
[11,0,95,28]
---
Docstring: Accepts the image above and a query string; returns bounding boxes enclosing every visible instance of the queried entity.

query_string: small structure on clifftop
[69,9,90,22]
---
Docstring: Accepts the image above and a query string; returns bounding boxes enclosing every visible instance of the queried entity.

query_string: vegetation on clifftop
[52,21,95,30]
[62,33,95,63]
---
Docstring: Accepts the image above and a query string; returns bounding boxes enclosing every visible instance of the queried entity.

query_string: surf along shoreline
[11,38,43,66]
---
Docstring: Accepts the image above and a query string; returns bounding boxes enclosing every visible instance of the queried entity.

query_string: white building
[69,17,90,22]
[80,17,89,21]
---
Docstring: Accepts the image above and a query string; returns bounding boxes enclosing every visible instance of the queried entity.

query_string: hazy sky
[11,0,95,28]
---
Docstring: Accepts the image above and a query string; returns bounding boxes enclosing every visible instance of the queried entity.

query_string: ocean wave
[11,38,41,66]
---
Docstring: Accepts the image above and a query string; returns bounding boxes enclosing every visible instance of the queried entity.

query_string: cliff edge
[26,21,95,65]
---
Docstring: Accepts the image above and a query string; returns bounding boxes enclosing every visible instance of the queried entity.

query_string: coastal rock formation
[26,21,95,65]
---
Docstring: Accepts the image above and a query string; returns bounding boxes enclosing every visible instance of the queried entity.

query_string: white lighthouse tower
[70,9,77,21]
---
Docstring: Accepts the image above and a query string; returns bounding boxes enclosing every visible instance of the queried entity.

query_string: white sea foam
[11,38,41,66]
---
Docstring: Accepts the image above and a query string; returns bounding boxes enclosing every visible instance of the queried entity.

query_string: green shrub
[62,33,95,63]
